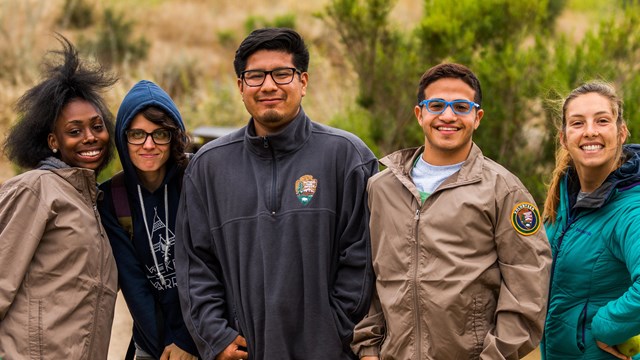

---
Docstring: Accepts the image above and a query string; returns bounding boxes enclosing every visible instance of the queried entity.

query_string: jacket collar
[44,166,99,201]
[244,107,311,158]
[380,143,484,188]
[565,144,640,210]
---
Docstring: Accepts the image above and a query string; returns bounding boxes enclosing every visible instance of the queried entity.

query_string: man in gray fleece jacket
[175,27,378,360]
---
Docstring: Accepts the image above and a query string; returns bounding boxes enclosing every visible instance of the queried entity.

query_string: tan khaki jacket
[0,167,117,359]
[352,144,551,359]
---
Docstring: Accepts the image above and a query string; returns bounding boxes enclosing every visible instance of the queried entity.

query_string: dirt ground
[525,347,542,360]
[108,292,133,359]
[107,296,542,360]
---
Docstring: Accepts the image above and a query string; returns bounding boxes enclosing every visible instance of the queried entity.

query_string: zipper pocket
[577,301,588,352]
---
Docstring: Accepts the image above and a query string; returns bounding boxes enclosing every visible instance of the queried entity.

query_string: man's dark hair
[416,63,482,106]
[233,27,309,77]
[3,34,117,171]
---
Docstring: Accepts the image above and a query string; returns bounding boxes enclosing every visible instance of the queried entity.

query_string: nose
[260,73,279,91]
[439,104,457,120]
[584,121,599,137]
[142,134,156,149]
[83,129,97,144]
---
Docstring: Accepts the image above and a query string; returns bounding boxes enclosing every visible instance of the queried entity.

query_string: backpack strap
[111,171,133,238]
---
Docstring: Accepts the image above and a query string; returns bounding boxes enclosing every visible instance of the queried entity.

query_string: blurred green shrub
[324,0,640,204]
[57,0,94,29]
[155,57,200,100]
[79,8,149,66]
[244,13,296,34]
[217,29,237,48]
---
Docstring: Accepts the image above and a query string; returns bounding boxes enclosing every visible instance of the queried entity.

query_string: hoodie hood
[115,80,185,186]
[567,143,640,210]
[37,156,70,171]
[613,144,640,186]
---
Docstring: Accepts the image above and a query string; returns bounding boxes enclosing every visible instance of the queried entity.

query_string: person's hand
[596,340,632,360]
[361,356,379,360]
[215,335,248,360]
[159,343,198,360]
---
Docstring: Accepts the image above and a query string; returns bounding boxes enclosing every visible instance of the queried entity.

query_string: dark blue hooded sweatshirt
[98,80,198,358]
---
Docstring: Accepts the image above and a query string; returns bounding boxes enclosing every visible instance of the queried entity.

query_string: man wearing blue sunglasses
[352,63,552,360]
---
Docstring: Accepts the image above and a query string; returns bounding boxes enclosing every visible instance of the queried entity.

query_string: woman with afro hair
[0,34,119,359]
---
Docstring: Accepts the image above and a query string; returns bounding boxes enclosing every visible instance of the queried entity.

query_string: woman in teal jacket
[543,81,640,359]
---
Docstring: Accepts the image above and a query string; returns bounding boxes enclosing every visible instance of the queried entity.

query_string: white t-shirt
[411,155,463,203]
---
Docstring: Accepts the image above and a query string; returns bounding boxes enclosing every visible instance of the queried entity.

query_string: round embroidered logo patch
[511,202,541,236]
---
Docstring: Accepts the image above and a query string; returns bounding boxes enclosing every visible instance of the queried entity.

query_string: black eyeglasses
[125,128,172,145]
[240,67,301,87]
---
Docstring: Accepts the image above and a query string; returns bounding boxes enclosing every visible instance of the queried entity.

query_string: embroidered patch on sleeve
[511,202,541,236]
[295,175,317,206]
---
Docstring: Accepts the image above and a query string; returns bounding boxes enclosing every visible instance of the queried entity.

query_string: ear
[48,132,58,152]
[473,109,484,129]
[237,77,244,95]
[299,72,308,97]
[559,132,567,148]
[619,123,629,144]
[414,105,423,126]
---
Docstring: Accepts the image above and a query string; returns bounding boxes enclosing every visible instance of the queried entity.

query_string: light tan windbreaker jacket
[352,144,552,360]
[0,166,118,359]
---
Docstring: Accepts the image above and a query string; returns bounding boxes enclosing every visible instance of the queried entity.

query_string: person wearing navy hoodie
[99,80,198,359]
[175,28,378,360]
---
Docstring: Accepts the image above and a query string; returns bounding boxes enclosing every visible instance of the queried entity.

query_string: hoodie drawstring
[137,184,170,286]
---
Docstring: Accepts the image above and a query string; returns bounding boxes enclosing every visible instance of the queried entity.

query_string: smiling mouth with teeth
[80,150,101,157]
[581,145,603,151]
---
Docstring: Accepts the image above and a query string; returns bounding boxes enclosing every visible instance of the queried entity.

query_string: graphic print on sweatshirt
[144,207,177,290]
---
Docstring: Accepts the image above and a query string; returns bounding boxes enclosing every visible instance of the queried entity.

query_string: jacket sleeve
[590,211,640,345]
[175,172,238,360]
[0,183,47,320]
[480,187,552,360]
[97,184,163,358]
[351,287,386,357]
[330,159,378,350]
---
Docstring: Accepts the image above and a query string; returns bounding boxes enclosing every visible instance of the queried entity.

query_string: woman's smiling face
[561,92,627,175]
[48,99,110,170]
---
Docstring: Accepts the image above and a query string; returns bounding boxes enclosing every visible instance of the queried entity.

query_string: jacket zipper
[89,188,105,355]
[264,137,278,215]
[93,204,104,236]
[545,178,590,352]
[413,208,422,359]
[578,300,588,351]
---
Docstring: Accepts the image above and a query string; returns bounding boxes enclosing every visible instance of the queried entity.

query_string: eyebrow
[244,66,296,71]
[64,115,103,124]
[568,110,613,118]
